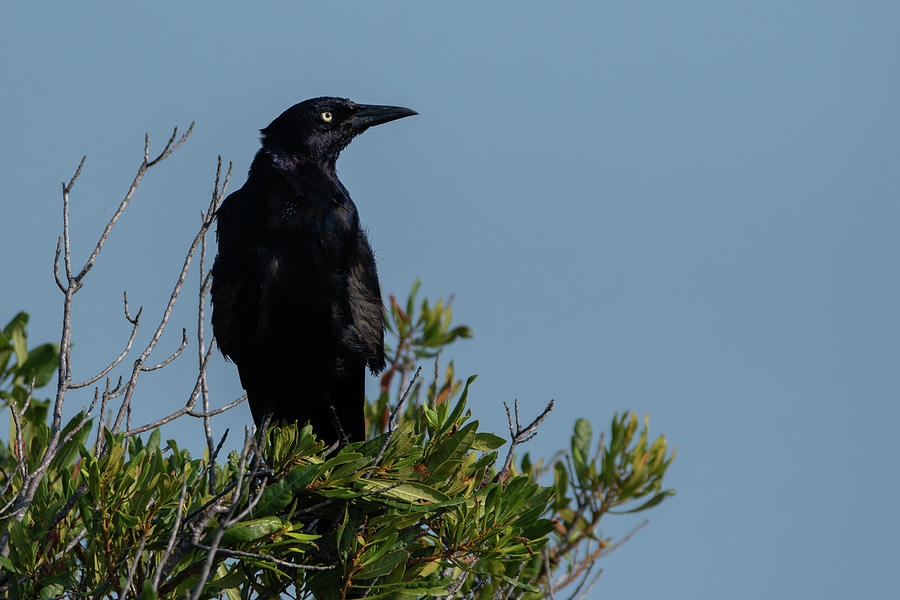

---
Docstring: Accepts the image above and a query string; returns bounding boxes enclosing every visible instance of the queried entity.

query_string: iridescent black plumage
[211,97,416,444]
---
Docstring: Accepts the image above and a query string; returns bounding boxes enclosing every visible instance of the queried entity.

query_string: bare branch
[544,548,557,600]
[63,155,86,194]
[76,126,191,284]
[51,529,86,563]
[147,122,194,167]
[53,237,65,292]
[570,567,602,600]
[187,394,247,419]
[372,366,422,468]
[70,292,142,389]
[109,162,223,437]
[46,484,88,533]
[122,530,148,595]
[194,543,335,571]
[151,476,189,590]
[498,399,554,482]
[141,328,188,372]
[123,352,246,439]
[197,429,230,490]
[4,129,196,528]
[10,378,34,482]
[197,202,215,489]
[189,426,255,598]
[61,156,86,283]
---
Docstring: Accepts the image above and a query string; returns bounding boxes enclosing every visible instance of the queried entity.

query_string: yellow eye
[321,111,333,123]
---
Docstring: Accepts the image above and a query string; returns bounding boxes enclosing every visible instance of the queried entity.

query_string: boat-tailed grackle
[210,97,417,445]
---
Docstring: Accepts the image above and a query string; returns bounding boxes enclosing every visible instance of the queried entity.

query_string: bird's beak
[351,104,418,133]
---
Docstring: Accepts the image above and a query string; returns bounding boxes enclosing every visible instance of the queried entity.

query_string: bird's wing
[210,187,261,365]
[346,230,387,374]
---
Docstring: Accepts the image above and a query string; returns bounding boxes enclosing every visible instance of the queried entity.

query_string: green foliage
[0,290,675,599]
[0,313,60,470]
[0,312,59,404]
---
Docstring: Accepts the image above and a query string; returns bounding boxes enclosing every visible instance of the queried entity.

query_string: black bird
[210,97,416,445]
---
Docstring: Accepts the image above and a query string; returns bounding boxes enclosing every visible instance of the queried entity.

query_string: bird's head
[260,97,417,168]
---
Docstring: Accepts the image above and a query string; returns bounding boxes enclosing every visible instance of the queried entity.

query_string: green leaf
[16,342,59,387]
[254,480,295,516]
[221,516,283,543]
[571,419,592,483]
[472,432,506,451]
[0,555,17,574]
[611,489,676,514]
[356,479,450,504]
[0,331,12,376]
[6,520,34,568]
[406,278,421,318]
[426,421,478,476]
[37,582,67,597]
[142,581,159,600]
[10,325,27,369]
[572,419,592,459]
[2,312,28,337]
[283,462,326,490]
[553,460,569,509]
[437,374,477,436]
[356,549,408,579]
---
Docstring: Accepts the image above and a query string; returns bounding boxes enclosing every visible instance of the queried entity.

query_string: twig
[121,531,148,595]
[77,126,192,283]
[53,237,65,293]
[371,366,422,468]
[51,529,86,563]
[433,352,440,401]
[46,484,88,532]
[192,544,334,571]
[4,128,194,532]
[91,547,131,600]
[197,163,218,488]
[500,561,527,600]
[570,568,603,600]
[498,399,554,482]
[197,429,230,490]
[9,378,33,481]
[69,292,141,389]
[190,427,256,598]
[360,576,381,599]
[123,348,247,438]
[552,520,647,592]
[187,395,247,418]
[544,548,556,600]
[329,405,350,446]
[108,164,221,440]
[140,328,188,371]
[151,476,190,590]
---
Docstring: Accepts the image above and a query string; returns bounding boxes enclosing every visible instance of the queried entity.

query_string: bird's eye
[321,111,333,123]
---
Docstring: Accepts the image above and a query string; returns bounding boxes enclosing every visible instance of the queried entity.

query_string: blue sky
[2,2,899,597]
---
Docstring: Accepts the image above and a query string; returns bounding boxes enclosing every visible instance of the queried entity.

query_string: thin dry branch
[121,531,148,595]
[192,544,334,571]
[1,125,196,539]
[189,427,256,598]
[76,125,193,284]
[70,292,142,389]
[151,476,189,590]
[497,399,554,482]
[140,328,188,372]
[372,366,422,468]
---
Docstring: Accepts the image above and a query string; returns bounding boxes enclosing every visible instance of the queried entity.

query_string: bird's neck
[253,147,350,205]
[261,144,326,170]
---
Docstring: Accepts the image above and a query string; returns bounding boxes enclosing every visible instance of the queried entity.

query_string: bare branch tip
[63,156,87,193]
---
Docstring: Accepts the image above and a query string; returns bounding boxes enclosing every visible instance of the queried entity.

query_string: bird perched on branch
[211,97,417,445]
